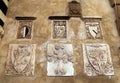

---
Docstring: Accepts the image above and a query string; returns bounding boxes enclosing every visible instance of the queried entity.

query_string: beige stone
[0,0,120,83]
[83,43,114,76]
[5,44,36,76]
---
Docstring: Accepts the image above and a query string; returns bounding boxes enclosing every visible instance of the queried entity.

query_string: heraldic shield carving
[83,43,114,76]
[5,44,36,76]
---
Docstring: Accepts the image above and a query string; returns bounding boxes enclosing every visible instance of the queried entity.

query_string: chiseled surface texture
[0,0,120,83]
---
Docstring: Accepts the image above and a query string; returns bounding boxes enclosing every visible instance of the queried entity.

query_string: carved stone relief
[47,44,74,76]
[84,18,103,39]
[52,20,67,39]
[83,43,114,76]
[68,0,82,17]
[5,44,36,76]
[17,20,32,39]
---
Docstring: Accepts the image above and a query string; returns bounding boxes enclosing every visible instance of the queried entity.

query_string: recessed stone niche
[83,43,114,76]
[49,16,70,39]
[47,44,74,76]
[16,17,36,39]
[84,16,103,39]
[5,44,36,76]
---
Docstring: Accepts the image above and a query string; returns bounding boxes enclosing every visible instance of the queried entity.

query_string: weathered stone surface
[84,17,103,39]
[52,20,67,39]
[83,43,114,76]
[0,0,120,83]
[5,44,36,76]
[47,44,74,76]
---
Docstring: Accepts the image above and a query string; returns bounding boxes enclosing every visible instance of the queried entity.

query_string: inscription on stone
[47,44,74,76]
[5,44,36,76]
[83,43,114,76]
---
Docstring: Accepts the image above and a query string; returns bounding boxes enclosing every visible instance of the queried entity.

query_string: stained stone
[0,0,120,83]
[5,44,36,76]
[52,20,67,39]
[17,20,33,39]
[84,17,103,39]
[83,43,114,76]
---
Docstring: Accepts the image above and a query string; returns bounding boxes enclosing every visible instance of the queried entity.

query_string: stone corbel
[15,17,36,20]
[48,16,70,20]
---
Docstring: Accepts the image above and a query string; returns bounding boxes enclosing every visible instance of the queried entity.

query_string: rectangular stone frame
[16,17,36,40]
[84,17,103,39]
[17,20,33,39]
[83,43,114,76]
[5,44,36,76]
[52,20,68,40]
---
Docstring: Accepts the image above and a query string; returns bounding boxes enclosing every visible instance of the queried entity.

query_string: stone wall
[0,0,120,83]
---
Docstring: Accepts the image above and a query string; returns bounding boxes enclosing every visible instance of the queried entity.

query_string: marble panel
[47,44,74,76]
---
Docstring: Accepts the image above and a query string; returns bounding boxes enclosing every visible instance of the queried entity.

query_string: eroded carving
[52,21,67,39]
[47,44,74,76]
[84,18,103,39]
[68,0,82,17]
[83,43,114,76]
[5,44,36,76]
[17,20,32,39]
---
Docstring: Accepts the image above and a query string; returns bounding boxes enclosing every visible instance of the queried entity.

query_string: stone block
[47,44,74,76]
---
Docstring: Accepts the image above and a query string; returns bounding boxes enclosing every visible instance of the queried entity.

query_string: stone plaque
[5,44,36,76]
[83,43,114,76]
[68,1,82,17]
[17,20,32,39]
[47,44,74,76]
[84,18,103,39]
[52,20,67,39]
